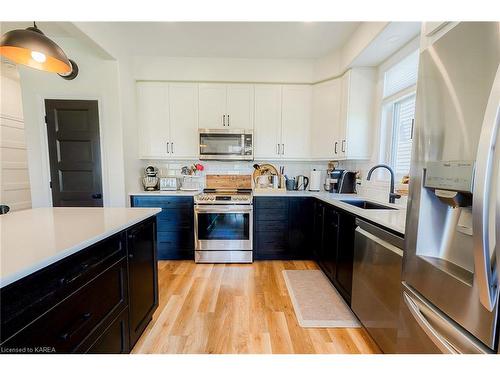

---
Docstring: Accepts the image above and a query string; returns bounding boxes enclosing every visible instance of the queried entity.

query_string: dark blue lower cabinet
[253,197,314,260]
[130,196,194,260]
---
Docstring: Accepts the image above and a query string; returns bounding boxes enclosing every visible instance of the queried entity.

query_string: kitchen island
[0,207,161,353]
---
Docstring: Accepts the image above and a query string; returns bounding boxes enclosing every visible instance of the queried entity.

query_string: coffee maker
[325,170,357,193]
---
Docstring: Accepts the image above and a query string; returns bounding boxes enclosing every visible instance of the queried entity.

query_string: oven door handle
[195,205,253,214]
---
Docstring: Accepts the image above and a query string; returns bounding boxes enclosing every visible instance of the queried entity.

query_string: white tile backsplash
[138,159,408,208]
[140,159,329,181]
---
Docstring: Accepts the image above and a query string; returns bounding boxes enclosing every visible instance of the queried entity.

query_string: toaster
[159,177,178,191]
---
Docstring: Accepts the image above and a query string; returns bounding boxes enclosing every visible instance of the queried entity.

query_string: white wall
[133,56,314,83]
[0,63,32,211]
[18,37,126,207]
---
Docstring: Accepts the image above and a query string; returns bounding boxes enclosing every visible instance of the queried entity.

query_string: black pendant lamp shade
[0,23,74,76]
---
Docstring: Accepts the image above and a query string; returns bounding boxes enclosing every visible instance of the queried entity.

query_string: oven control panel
[194,193,252,204]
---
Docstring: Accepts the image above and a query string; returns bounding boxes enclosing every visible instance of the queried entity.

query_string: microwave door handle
[472,65,500,312]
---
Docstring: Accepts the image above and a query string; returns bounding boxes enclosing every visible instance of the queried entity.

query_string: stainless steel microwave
[199,129,253,161]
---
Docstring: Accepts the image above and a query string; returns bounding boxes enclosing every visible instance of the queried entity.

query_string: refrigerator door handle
[403,291,459,354]
[473,65,500,312]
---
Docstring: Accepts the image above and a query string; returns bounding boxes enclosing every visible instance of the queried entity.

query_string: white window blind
[383,50,419,98]
[391,95,416,175]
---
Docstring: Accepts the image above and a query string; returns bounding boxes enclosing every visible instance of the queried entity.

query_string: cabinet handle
[227,114,230,126]
[60,312,92,341]
[342,140,346,153]
[171,142,174,154]
[128,253,134,259]
[334,141,338,154]
[282,144,284,155]
[223,114,226,126]
[166,142,170,153]
[277,144,280,155]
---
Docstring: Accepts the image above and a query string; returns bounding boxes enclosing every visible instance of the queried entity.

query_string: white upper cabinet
[137,82,199,160]
[254,85,282,159]
[198,84,227,129]
[137,82,169,159]
[310,80,341,159]
[168,83,199,159]
[198,83,254,129]
[335,68,376,160]
[226,84,254,129]
[281,85,311,159]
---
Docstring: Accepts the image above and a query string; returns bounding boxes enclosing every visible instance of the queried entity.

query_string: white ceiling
[74,22,361,59]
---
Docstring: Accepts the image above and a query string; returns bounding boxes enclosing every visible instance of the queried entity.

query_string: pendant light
[0,22,79,80]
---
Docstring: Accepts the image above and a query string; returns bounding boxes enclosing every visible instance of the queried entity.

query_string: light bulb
[31,51,46,63]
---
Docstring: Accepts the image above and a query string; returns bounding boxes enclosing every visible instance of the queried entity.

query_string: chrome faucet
[366,164,401,204]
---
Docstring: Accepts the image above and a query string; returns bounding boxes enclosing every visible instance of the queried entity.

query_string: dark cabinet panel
[288,197,314,259]
[254,197,289,260]
[131,196,194,260]
[335,212,356,304]
[312,200,355,305]
[2,259,128,353]
[254,197,313,260]
[0,233,125,344]
[86,308,130,354]
[312,200,325,261]
[321,206,340,282]
[127,218,158,349]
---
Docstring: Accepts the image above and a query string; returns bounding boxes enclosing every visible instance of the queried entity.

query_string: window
[380,49,419,178]
[390,94,416,176]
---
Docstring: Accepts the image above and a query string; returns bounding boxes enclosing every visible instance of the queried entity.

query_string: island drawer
[0,233,126,344]
[1,259,128,353]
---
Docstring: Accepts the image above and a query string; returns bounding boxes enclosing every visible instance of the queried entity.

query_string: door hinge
[49,181,52,189]
[44,115,48,124]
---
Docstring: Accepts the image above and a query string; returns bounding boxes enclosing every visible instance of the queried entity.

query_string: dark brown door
[45,99,103,207]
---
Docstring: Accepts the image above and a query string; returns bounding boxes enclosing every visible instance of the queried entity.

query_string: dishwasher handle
[355,218,405,249]
[355,227,403,257]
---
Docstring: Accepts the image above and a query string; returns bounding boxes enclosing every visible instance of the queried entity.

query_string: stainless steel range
[194,189,253,263]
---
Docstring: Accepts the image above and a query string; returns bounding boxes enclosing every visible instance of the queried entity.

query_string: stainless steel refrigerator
[398,22,500,354]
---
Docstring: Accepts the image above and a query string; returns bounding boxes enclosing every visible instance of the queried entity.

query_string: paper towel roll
[309,170,322,192]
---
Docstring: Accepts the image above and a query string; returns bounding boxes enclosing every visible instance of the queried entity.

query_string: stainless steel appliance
[142,165,159,191]
[295,175,310,191]
[352,218,405,353]
[194,189,253,263]
[199,128,253,161]
[398,22,500,353]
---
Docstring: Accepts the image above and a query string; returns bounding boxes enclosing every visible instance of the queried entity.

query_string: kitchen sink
[340,199,397,210]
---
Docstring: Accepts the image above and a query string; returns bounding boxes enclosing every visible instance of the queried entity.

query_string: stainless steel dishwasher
[351,218,404,353]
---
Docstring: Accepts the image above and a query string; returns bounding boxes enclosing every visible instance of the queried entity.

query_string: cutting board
[205,174,252,190]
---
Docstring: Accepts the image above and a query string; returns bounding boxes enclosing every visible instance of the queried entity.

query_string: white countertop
[0,207,161,288]
[129,190,200,197]
[253,190,407,235]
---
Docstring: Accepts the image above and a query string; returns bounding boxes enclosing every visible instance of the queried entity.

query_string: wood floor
[132,260,381,354]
